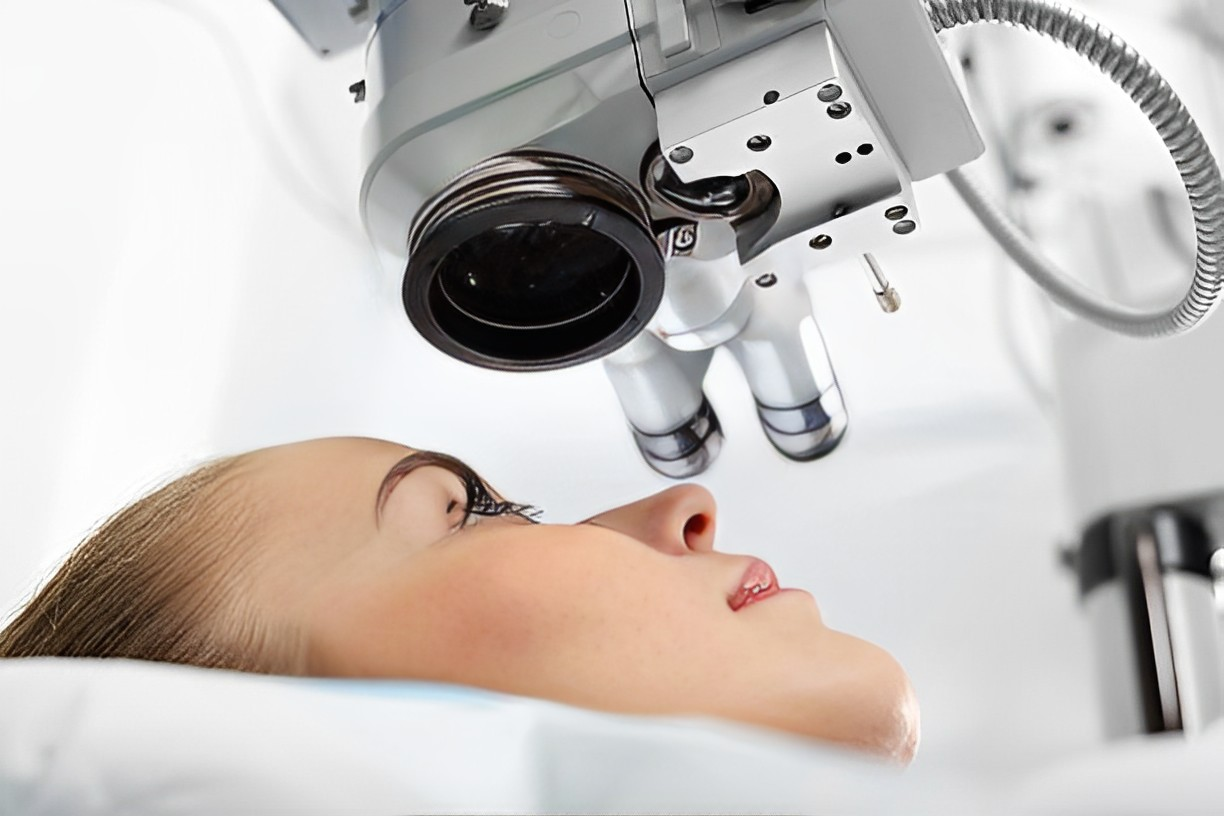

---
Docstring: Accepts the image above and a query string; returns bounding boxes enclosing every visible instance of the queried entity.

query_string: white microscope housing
[356,0,983,476]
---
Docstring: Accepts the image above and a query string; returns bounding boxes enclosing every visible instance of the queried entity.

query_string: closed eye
[376,450,541,528]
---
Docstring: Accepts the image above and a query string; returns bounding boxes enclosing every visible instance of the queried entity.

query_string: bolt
[809,234,833,250]
[755,273,778,288]
[893,220,917,235]
[827,101,852,120]
[817,84,843,103]
[763,90,780,105]
[747,135,773,152]
[669,146,694,164]
[885,205,910,221]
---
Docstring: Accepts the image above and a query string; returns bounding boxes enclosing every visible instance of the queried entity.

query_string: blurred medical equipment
[267,0,1224,742]
[953,1,1224,741]
[272,0,1222,478]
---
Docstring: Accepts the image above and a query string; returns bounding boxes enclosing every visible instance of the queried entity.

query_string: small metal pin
[861,253,901,314]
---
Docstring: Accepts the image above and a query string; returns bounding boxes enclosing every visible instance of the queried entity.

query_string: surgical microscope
[269,0,1224,743]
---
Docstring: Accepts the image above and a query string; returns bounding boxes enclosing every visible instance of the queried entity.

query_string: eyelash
[450,473,542,529]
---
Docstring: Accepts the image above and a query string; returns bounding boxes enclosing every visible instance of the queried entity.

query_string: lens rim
[405,196,664,372]
[404,154,665,372]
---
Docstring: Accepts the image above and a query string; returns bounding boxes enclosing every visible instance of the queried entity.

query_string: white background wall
[3,0,1217,792]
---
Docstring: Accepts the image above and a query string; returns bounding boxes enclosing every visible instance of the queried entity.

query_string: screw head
[817,84,843,103]
[885,205,910,221]
[827,101,852,120]
[763,90,780,105]
[835,152,853,165]
[755,273,778,288]
[893,220,918,235]
[747,135,773,152]
[809,234,833,250]
[669,146,694,164]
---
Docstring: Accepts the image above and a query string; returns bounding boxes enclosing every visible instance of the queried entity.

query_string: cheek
[410,544,638,656]
[401,539,717,688]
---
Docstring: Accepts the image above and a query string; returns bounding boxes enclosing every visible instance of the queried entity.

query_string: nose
[583,485,717,555]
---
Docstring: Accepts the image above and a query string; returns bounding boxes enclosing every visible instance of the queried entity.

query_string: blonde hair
[0,455,299,674]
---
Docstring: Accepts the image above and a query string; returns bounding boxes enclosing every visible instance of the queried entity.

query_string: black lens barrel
[404,151,665,372]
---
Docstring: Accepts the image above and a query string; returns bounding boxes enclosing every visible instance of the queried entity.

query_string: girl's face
[235,437,918,761]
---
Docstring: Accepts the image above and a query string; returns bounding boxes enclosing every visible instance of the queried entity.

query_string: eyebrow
[374,451,486,527]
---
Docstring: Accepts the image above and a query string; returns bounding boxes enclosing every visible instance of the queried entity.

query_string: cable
[926,0,1224,338]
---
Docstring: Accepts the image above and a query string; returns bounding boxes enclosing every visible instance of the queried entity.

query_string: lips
[728,558,781,611]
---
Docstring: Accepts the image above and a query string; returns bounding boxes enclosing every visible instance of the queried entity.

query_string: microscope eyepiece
[404,151,665,372]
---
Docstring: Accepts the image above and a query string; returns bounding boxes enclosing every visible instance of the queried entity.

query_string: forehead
[236,437,412,519]
[249,437,411,472]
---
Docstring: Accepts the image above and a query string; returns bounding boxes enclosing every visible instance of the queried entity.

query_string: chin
[876,679,921,765]
[807,633,920,765]
[854,645,921,765]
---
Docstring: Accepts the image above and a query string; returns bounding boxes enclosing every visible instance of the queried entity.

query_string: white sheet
[4,658,1221,815]
[0,658,911,815]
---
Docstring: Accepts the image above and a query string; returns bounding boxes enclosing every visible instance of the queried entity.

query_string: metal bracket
[654,23,917,263]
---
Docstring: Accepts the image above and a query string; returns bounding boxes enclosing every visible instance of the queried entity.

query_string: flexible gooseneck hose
[926,0,1224,337]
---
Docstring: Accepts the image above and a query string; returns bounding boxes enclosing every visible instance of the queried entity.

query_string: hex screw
[827,101,852,120]
[669,146,694,164]
[747,135,773,152]
[809,234,833,250]
[755,273,778,288]
[817,84,843,103]
[885,205,910,221]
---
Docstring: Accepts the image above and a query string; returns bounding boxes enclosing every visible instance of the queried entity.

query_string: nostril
[683,514,710,544]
